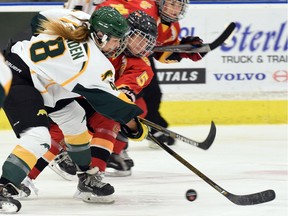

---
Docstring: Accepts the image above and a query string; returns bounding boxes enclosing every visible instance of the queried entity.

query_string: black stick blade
[227,190,276,205]
[209,22,236,50]
[139,117,216,150]
[198,121,216,150]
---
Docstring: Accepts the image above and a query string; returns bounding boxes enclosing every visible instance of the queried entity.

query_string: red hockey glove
[179,36,206,62]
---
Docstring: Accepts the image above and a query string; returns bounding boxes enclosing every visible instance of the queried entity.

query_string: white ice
[0,124,287,216]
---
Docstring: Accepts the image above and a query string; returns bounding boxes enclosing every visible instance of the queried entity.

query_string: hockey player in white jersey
[0,6,148,213]
[0,53,12,108]
[0,53,22,213]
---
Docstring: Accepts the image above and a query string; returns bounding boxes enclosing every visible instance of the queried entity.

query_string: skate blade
[73,190,115,204]
[49,161,76,181]
[0,200,21,213]
[105,168,132,177]
[148,141,161,149]
[12,191,38,201]
[12,191,30,200]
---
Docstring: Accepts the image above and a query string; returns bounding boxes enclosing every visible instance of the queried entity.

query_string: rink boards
[0,1,287,127]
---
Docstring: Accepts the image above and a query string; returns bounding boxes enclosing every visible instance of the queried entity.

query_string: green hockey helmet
[89,6,129,57]
[89,6,129,39]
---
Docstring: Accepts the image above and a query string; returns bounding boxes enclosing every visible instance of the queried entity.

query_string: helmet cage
[109,36,128,58]
[125,10,157,57]
[125,28,156,58]
[90,30,128,58]
[157,0,188,23]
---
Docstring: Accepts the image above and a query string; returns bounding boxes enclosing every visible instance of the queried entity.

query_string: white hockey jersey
[0,53,12,96]
[11,9,142,124]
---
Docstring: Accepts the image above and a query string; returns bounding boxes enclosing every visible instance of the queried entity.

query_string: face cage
[105,37,128,58]
[125,29,156,58]
[158,0,188,23]
[90,31,128,58]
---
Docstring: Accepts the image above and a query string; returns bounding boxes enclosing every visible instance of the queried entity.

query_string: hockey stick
[153,22,236,53]
[139,117,216,150]
[148,133,276,205]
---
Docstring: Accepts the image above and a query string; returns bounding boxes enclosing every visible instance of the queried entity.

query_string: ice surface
[0,124,287,216]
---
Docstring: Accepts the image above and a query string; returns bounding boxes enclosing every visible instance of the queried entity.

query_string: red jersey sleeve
[155,21,182,62]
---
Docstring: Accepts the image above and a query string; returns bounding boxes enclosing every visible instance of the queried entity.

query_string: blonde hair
[37,18,90,42]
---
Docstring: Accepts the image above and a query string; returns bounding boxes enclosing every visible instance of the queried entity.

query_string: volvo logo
[273,70,288,82]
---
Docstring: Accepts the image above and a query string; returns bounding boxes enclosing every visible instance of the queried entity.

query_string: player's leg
[49,100,114,203]
[106,132,134,177]
[1,84,51,190]
[20,100,77,198]
[45,101,78,181]
[0,62,50,214]
[142,56,175,147]
[83,112,118,202]
[106,96,146,176]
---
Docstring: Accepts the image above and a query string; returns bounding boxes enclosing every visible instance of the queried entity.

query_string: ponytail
[38,18,90,42]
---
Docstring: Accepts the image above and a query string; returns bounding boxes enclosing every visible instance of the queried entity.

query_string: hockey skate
[74,167,115,204]
[49,150,77,181]
[106,149,134,177]
[0,183,22,213]
[148,131,175,149]
[14,177,39,200]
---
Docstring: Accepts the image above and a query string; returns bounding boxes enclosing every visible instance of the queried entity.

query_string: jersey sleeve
[155,22,182,63]
[72,83,143,125]
[0,54,12,94]
[0,54,12,107]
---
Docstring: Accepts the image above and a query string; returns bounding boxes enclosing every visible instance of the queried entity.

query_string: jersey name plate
[66,40,88,64]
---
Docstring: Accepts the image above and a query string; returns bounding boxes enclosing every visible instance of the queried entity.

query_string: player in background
[0,53,22,213]
[19,10,157,202]
[144,0,206,148]
[0,6,148,208]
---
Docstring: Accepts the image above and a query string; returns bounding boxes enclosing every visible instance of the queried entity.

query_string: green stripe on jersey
[73,84,143,124]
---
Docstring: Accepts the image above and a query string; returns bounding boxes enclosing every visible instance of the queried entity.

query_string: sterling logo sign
[156,68,206,84]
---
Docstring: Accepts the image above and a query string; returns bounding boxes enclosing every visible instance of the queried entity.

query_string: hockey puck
[185,189,197,202]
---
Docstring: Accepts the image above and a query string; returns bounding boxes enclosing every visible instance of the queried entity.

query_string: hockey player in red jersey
[144,0,206,148]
